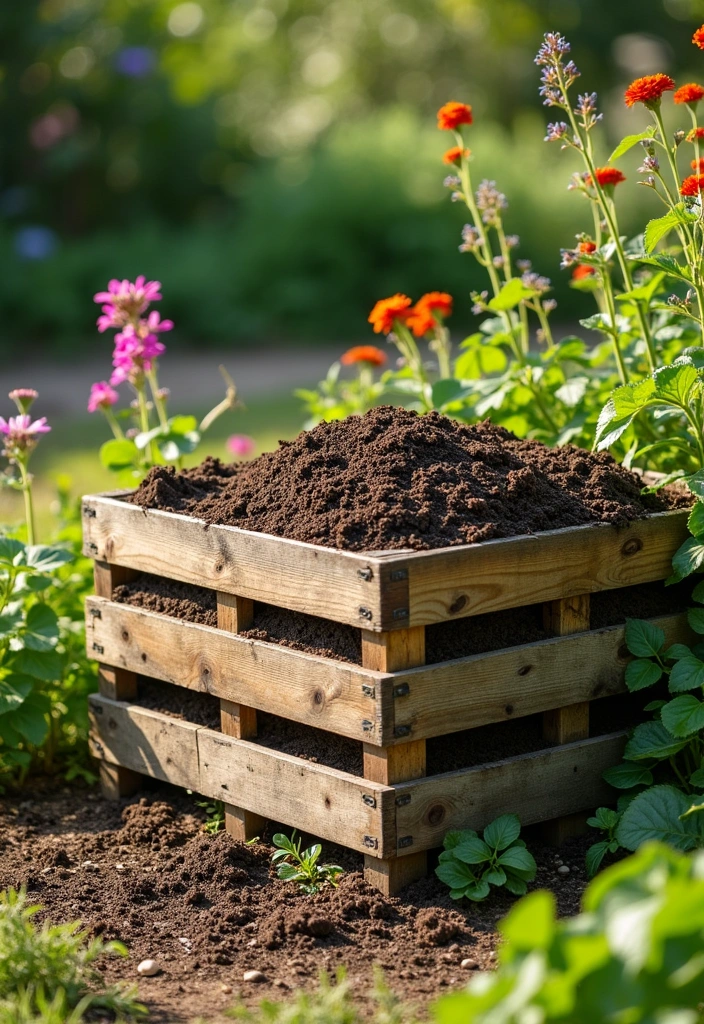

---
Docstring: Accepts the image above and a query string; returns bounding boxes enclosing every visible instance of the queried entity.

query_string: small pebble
[554,858,563,867]
[461,959,479,970]
[115,863,126,871]
[273,980,289,989]
[557,865,570,876]
[220,984,232,994]
[243,970,267,984]
[247,938,258,947]
[137,959,159,977]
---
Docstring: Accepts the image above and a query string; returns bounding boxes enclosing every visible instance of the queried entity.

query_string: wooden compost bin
[83,492,691,894]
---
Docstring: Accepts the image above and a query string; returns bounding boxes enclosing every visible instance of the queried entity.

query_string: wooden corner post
[542,593,591,845]
[93,562,141,798]
[216,593,267,842]
[362,625,427,895]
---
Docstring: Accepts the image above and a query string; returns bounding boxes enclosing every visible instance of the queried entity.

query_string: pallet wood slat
[83,495,688,631]
[92,563,139,704]
[86,597,690,744]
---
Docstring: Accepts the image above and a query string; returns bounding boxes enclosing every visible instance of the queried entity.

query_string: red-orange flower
[693,25,704,49]
[587,166,626,188]
[692,157,704,172]
[624,73,676,108]
[406,292,454,337]
[675,83,704,105]
[688,127,704,141]
[578,240,597,253]
[442,146,470,165]
[681,174,704,196]
[437,102,473,131]
[340,345,387,367]
[572,264,596,280]
[368,294,412,335]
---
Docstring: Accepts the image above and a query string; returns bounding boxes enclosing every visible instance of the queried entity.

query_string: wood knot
[427,804,446,827]
[617,643,630,660]
[517,665,532,677]
[505,704,514,715]
[121,630,129,641]
[621,537,643,557]
[449,594,467,615]
[312,689,325,708]
[141,653,147,663]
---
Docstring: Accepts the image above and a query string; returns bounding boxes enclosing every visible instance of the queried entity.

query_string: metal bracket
[393,725,412,738]
[361,719,374,733]
[357,567,373,582]
[392,608,409,621]
[389,568,408,582]
[361,684,375,699]
[86,542,99,555]
[358,606,373,621]
[89,607,102,619]
[361,794,377,808]
[83,506,96,518]
[392,683,410,698]
[363,835,379,850]
[395,794,411,807]
[398,835,414,849]
[92,643,104,655]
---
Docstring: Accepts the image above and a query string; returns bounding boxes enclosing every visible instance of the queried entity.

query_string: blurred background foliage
[4,0,704,354]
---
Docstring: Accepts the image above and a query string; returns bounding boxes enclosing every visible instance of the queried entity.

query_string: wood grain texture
[85,597,388,744]
[82,494,385,629]
[92,562,139,703]
[97,665,138,702]
[99,762,142,800]
[378,510,690,627]
[361,626,425,673]
[386,613,690,742]
[394,732,626,853]
[217,593,254,632]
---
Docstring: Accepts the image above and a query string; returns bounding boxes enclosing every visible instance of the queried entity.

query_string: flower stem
[18,459,35,545]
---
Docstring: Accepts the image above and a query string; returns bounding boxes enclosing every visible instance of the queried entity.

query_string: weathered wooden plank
[86,596,388,742]
[393,732,626,854]
[82,494,385,629]
[92,563,138,703]
[387,612,689,741]
[89,695,201,791]
[197,729,393,858]
[378,510,689,628]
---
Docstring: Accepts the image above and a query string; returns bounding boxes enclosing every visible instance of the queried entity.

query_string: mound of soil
[0,783,596,1020]
[114,574,690,667]
[128,407,688,551]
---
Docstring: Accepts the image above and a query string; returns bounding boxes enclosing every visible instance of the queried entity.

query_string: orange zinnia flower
[442,146,470,165]
[675,83,704,105]
[578,240,597,253]
[624,73,676,108]
[587,166,626,188]
[694,25,704,49]
[692,158,704,172]
[688,127,704,141]
[368,294,413,335]
[437,102,473,131]
[406,292,454,338]
[681,174,704,196]
[572,264,596,280]
[341,345,387,367]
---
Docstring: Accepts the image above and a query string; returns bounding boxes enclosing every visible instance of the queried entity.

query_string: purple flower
[88,381,119,413]
[94,276,163,328]
[0,414,51,453]
[110,323,166,385]
[226,435,255,458]
[544,121,569,142]
[9,388,38,413]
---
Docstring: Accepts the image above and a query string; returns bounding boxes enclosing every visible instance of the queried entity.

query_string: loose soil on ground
[128,406,688,551]
[0,782,598,1023]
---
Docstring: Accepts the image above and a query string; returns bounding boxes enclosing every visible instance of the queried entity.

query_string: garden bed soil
[0,781,598,1022]
[127,406,688,552]
[113,575,691,667]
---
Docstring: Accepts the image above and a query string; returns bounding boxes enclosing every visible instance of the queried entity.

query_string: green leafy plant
[192,794,226,834]
[271,831,343,895]
[585,806,622,877]
[0,888,144,1021]
[434,842,704,1023]
[435,814,537,901]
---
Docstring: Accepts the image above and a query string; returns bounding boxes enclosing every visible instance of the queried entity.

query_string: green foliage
[434,843,704,1023]
[435,814,537,901]
[192,794,226,835]
[271,832,343,895]
[0,490,97,787]
[0,888,144,1021]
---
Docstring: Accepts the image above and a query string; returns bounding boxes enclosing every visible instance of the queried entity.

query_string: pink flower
[110,323,166,385]
[226,434,255,458]
[88,381,119,413]
[8,388,38,413]
[0,414,51,452]
[93,275,163,328]
[145,310,174,333]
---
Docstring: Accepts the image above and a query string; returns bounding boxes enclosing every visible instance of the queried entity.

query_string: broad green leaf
[661,694,704,737]
[484,867,507,887]
[644,210,682,253]
[158,429,200,462]
[497,846,537,877]
[625,658,662,691]
[454,345,507,380]
[663,644,692,661]
[100,438,137,470]
[690,767,704,788]
[0,608,23,637]
[168,414,198,434]
[431,378,475,410]
[454,836,493,864]
[9,648,63,681]
[23,546,73,573]
[692,580,704,602]
[624,720,688,760]
[588,807,622,830]
[586,840,611,878]
[669,654,704,692]
[653,363,699,406]
[442,829,476,851]
[0,675,33,716]
[483,813,521,851]
[688,608,704,635]
[503,876,528,895]
[0,537,24,565]
[464,878,491,901]
[625,618,665,658]
[487,278,535,312]
[500,890,555,949]
[687,468,704,499]
[634,253,692,282]
[672,535,704,579]
[602,762,654,789]
[9,690,51,746]
[616,785,703,851]
[22,603,59,652]
[554,376,589,408]
[609,127,656,162]
[435,859,478,891]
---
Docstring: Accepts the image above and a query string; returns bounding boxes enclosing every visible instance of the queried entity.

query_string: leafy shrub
[0,888,144,1021]
[435,814,537,901]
